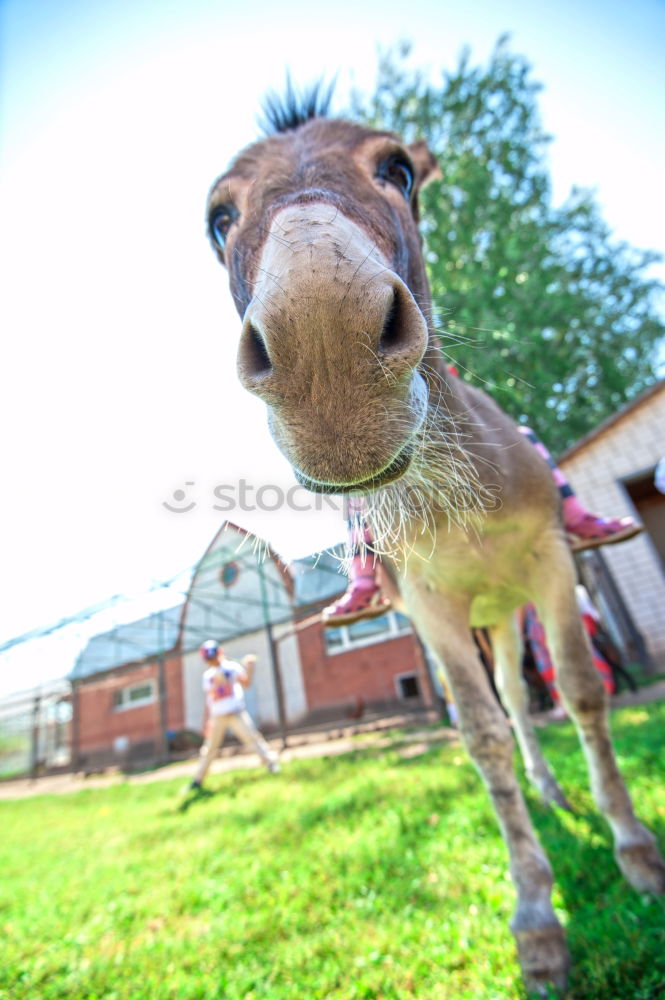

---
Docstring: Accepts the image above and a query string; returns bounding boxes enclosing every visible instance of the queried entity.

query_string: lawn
[1,702,664,1000]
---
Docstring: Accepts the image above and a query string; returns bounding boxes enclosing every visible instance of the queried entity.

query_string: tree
[353,39,665,453]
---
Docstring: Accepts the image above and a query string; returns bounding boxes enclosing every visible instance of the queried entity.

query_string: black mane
[260,78,335,135]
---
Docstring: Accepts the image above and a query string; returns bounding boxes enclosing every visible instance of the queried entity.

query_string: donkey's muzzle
[235,201,430,486]
[237,273,428,397]
[293,440,415,495]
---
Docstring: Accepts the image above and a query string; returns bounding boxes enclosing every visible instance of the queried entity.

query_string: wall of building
[182,650,206,733]
[560,388,665,668]
[296,620,432,716]
[75,654,183,767]
[181,625,307,731]
[179,523,306,729]
[272,624,308,722]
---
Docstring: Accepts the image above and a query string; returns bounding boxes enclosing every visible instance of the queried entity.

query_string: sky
[1,0,664,696]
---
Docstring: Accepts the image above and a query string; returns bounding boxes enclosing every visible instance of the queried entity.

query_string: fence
[0,679,73,780]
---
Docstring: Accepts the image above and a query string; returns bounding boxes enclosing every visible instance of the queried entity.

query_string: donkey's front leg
[405,586,570,994]
[535,550,665,894]
[491,614,573,812]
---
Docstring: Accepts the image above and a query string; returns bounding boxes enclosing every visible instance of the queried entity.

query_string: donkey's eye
[377,154,414,199]
[209,204,239,250]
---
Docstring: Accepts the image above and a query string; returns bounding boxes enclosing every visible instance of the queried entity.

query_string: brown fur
[207,112,664,994]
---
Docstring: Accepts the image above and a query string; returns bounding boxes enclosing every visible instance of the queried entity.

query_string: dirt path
[2,683,663,801]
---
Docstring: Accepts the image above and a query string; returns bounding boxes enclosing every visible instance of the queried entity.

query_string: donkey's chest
[403,520,543,626]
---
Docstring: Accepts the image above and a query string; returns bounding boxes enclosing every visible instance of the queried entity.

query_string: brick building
[70,607,183,771]
[38,384,665,773]
[289,549,434,723]
[559,380,665,670]
[69,524,432,770]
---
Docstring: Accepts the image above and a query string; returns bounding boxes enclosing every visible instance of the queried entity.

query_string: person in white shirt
[189,640,279,790]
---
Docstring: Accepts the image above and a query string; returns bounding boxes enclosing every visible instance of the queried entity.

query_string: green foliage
[1,702,664,999]
[353,39,665,453]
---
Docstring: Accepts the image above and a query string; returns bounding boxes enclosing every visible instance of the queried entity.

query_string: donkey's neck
[362,352,560,572]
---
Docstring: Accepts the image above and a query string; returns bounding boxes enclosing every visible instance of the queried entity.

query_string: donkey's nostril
[378,284,425,361]
[378,292,401,353]
[240,322,273,378]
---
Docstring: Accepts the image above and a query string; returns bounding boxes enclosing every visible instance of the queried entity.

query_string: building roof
[71,531,347,681]
[180,523,296,651]
[558,379,665,463]
[70,605,183,681]
[0,677,72,719]
[291,547,346,608]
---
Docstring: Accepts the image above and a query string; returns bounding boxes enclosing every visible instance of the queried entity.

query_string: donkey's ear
[408,140,442,190]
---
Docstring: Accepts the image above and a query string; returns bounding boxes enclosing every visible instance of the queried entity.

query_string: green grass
[1,704,664,1000]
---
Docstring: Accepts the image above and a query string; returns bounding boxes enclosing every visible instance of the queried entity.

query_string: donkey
[205,88,664,992]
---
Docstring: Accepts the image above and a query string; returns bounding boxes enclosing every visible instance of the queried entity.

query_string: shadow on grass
[176,785,216,814]
[293,745,480,833]
[530,801,665,999]
[326,707,665,998]
[174,707,664,997]
[281,725,459,784]
[173,768,271,815]
[522,707,665,999]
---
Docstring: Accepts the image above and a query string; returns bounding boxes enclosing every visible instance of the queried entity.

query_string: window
[348,615,392,642]
[219,561,240,588]
[324,611,411,654]
[112,680,156,711]
[396,672,420,699]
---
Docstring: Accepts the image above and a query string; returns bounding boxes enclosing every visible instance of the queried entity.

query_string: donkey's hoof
[616,841,665,894]
[514,925,570,995]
